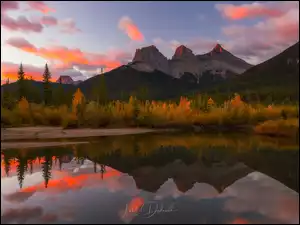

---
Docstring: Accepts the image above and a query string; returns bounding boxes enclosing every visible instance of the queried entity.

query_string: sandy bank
[1,127,167,141]
[1,141,89,150]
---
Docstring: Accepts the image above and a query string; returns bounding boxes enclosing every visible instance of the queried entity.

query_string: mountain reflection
[1,133,299,224]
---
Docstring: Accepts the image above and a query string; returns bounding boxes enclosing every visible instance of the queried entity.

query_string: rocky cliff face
[197,44,253,75]
[56,76,82,85]
[132,45,170,74]
[170,45,203,79]
[129,44,253,80]
[56,75,74,84]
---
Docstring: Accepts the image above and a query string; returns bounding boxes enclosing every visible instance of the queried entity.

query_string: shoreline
[1,127,173,142]
[1,141,89,150]
[1,125,297,150]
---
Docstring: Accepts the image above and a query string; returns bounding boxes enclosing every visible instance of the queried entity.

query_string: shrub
[254,118,299,137]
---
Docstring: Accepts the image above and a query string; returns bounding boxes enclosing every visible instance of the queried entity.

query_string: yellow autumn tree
[18,97,29,111]
[230,93,243,107]
[207,97,215,110]
[72,88,84,112]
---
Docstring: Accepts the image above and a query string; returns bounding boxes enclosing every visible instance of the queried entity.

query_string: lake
[1,133,299,224]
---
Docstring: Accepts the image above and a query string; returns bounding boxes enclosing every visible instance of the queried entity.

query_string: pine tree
[16,157,26,189]
[17,63,26,100]
[18,63,25,81]
[43,63,52,105]
[42,154,52,188]
[3,153,12,177]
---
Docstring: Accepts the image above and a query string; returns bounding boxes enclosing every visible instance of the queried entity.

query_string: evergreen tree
[29,159,33,174]
[2,86,15,109]
[43,63,52,105]
[100,165,106,180]
[93,161,97,173]
[17,63,26,100]
[3,153,12,177]
[16,157,26,189]
[42,154,52,188]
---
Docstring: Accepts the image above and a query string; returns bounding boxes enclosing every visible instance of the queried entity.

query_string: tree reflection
[42,154,52,188]
[16,157,27,189]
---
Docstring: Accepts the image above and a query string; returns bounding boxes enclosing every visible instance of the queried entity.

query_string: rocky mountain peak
[172,45,196,60]
[56,75,74,84]
[133,45,165,61]
[211,43,225,54]
[132,45,170,74]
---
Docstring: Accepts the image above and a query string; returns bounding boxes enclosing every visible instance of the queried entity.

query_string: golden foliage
[1,93,299,135]
[207,97,214,107]
[18,97,29,111]
[72,88,85,112]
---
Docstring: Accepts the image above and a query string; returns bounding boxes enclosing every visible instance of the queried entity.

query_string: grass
[254,118,299,137]
[1,94,299,137]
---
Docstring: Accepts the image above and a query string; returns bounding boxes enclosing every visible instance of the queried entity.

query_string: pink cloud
[1,1,19,14]
[1,15,43,33]
[215,2,298,20]
[6,37,37,52]
[59,18,81,34]
[27,1,55,14]
[40,15,58,26]
[118,16,144,41]
[218,2,299,64]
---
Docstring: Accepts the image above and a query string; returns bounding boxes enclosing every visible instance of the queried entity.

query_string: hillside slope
[78,66,199,100]
[204,42,299,102]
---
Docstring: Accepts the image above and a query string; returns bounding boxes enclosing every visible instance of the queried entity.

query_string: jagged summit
[173,45,195,60]
[56,75,74,84]
[132,45,170,74]
[129,41,253,78]
[211,43,225,54]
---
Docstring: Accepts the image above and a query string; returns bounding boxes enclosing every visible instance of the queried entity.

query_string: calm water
[1,133,299,224]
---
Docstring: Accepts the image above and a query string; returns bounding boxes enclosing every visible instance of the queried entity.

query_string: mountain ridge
[131,43,253,79]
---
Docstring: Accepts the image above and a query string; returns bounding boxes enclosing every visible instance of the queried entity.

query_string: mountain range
[130,43,252,80]
[2,41,299,102]
[56,43,252,85]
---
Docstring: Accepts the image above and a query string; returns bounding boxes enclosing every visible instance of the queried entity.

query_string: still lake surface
[1,133,299,224]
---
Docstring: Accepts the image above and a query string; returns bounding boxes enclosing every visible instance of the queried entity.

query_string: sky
[1,1,299,84]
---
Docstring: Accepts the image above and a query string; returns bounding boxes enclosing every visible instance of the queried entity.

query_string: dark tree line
[1,63,74,108]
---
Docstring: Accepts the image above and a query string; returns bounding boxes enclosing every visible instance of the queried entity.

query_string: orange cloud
[1,62,57,83]
[118,16,144,41]
[215,2,299,20]
[27,1,55,14]
[5,37,125,76]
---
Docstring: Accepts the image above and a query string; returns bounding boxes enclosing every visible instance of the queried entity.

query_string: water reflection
[1,133,299,224]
